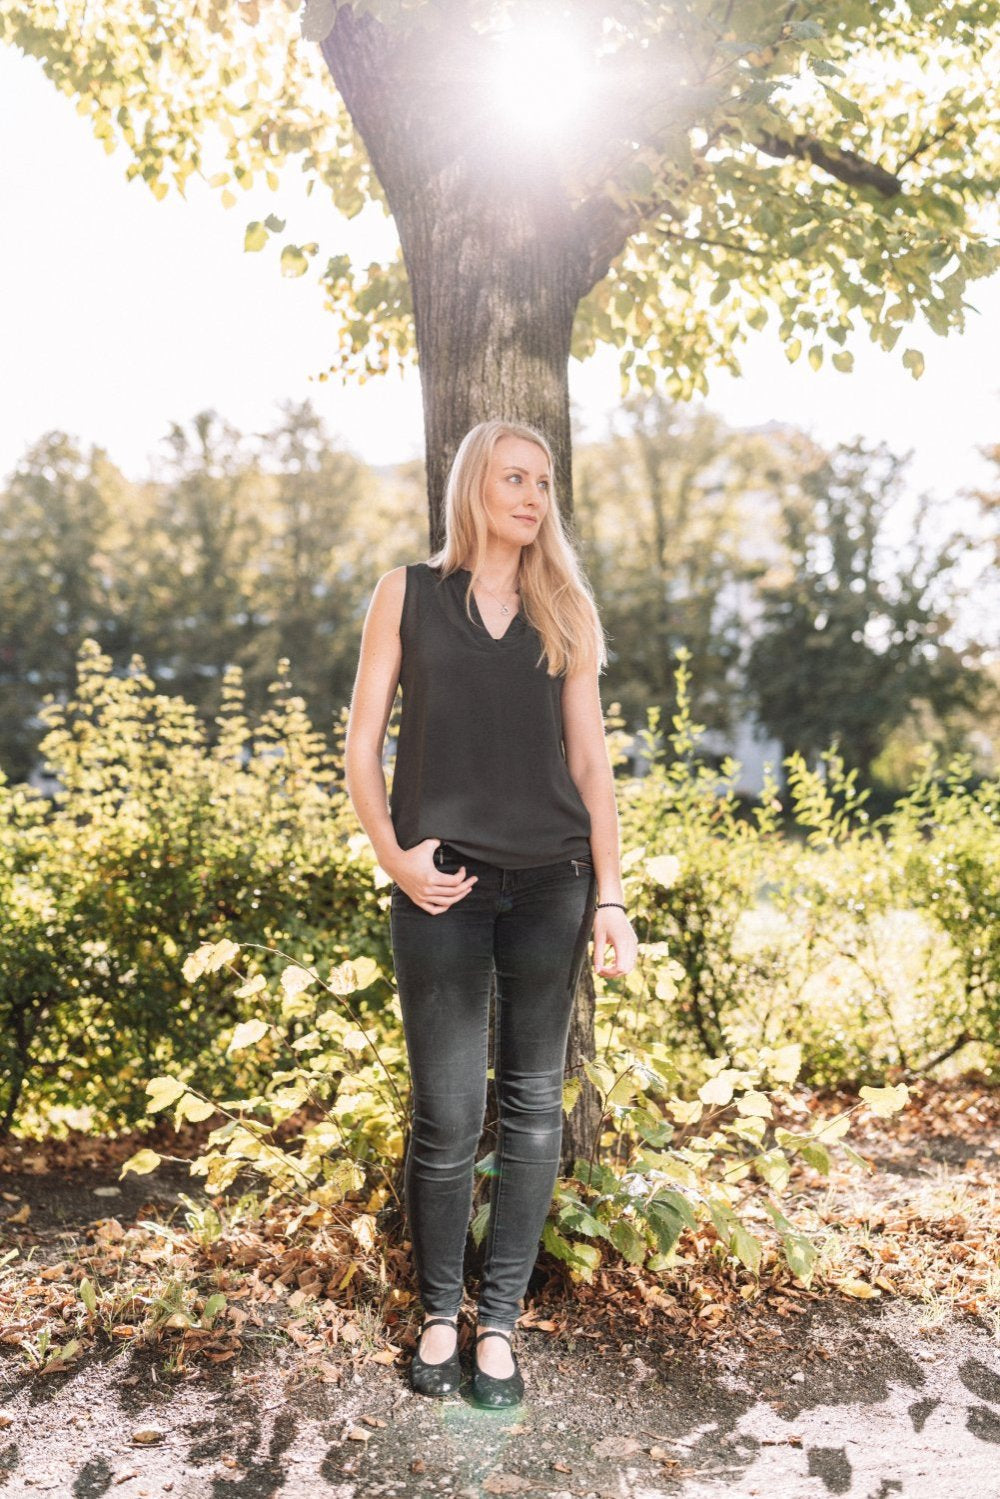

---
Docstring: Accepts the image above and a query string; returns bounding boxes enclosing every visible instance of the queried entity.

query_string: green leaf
[562,1077,582,1117]
[784,339,802,363]
[832,350,854,372]
[610,1218,649,1266]
[470,1200,491,1248]
[822,85,864,123]
[645,1190,696,1255]
[730,1223,763,1275]
[79,1277,97,1313]
[798,1140,831,1174]
[781,1232,817,1285]
[557,1199,611,1241]
[541,1221,602,1282]
[200,1292,227,1327]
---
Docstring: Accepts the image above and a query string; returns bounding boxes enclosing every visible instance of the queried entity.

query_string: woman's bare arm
[344,566,408,874]
[561,656,637,978]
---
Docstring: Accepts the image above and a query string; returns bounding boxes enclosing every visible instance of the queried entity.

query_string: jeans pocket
[434,843,465,876]
[569,857,594,877]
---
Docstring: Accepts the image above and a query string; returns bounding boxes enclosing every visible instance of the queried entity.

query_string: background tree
[746,438,984,784]
[0,434,130,781]
[0,406,401,777]
[574,391,806,742]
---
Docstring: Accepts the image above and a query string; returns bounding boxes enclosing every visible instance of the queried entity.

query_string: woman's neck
[459,547,523,596]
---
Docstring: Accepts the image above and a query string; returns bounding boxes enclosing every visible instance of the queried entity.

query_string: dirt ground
[3,1287,999,1498]
[2,1105,999,1499]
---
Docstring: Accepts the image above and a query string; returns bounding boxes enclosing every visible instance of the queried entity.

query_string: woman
[345,418,637,1407]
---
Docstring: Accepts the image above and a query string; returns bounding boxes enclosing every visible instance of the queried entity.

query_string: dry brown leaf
[131,1424,167,1445]
[591,1435,645,1458]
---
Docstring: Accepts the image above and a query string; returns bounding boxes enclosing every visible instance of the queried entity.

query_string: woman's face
[481,435,550,552]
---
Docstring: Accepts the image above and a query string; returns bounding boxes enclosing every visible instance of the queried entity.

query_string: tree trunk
[320,8,624,1175]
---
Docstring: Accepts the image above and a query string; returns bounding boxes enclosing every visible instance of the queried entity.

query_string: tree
[746,437,984,782]
[573,393,792,740]
[0,434,130,781]
[0,406,396,778]
[5,0,997,521]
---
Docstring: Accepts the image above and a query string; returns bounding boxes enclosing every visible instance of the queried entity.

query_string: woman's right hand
[389,838,478,915]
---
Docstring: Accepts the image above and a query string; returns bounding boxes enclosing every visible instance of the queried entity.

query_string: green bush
[0,643,394,1133]
[2,639,998,1137]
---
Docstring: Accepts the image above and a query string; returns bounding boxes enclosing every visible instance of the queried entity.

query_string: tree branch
[753,129,903,197]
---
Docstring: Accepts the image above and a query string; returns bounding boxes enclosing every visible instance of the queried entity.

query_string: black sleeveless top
[389,563,593,868]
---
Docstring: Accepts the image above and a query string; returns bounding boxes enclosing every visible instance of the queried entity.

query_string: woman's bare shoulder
[367,564,409,635]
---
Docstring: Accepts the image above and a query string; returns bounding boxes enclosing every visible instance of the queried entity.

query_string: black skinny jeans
[390,841,598,1331]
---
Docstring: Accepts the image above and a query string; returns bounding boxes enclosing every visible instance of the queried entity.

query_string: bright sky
[2,43,998,516]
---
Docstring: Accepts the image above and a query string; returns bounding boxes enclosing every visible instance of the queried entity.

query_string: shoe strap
[476,1329,513,1344]
[421,1316,459,1331]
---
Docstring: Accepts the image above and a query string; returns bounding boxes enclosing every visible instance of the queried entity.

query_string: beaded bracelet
[596,902,627,912]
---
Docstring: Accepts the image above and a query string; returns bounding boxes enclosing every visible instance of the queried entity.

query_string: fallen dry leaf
[131,1424,167,1445]
[591,1435,645,1458]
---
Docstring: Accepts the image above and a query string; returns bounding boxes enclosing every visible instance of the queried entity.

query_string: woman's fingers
[417,868,477,913]
[593,911,638,976]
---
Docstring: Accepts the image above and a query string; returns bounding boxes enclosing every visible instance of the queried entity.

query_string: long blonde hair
[426,419,608,677]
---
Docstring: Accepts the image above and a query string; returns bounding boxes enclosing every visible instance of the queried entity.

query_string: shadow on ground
[3,1295,1000,1498]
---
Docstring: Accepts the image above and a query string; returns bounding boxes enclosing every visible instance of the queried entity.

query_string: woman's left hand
[593,906,638,978]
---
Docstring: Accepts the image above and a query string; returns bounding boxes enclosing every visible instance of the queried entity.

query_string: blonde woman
[345,418,637,1407]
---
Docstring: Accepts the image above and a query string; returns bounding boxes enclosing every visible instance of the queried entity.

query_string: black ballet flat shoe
[409,1315,462,1398]
[472,1328,525,1408]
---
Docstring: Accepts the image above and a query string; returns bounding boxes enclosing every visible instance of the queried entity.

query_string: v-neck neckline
[456,567,525,644]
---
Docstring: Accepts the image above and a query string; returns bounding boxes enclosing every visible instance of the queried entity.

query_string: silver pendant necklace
[476,577,520,616]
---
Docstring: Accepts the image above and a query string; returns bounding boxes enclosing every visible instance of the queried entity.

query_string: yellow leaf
[227,1018,269,1054]
[145,1076,186,1112]
[176,1093,215,1124]
[281,966,315,998]
[205,938,241,973]
[120,1149,161,1178]
[234,974,267,999]
[837,1277,880,1299]
[736,1090,773,1118]
[646,854,681,888]
[859,1084,909,1117]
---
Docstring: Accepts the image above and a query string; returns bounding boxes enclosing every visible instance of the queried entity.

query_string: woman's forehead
[492,435,549,472]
